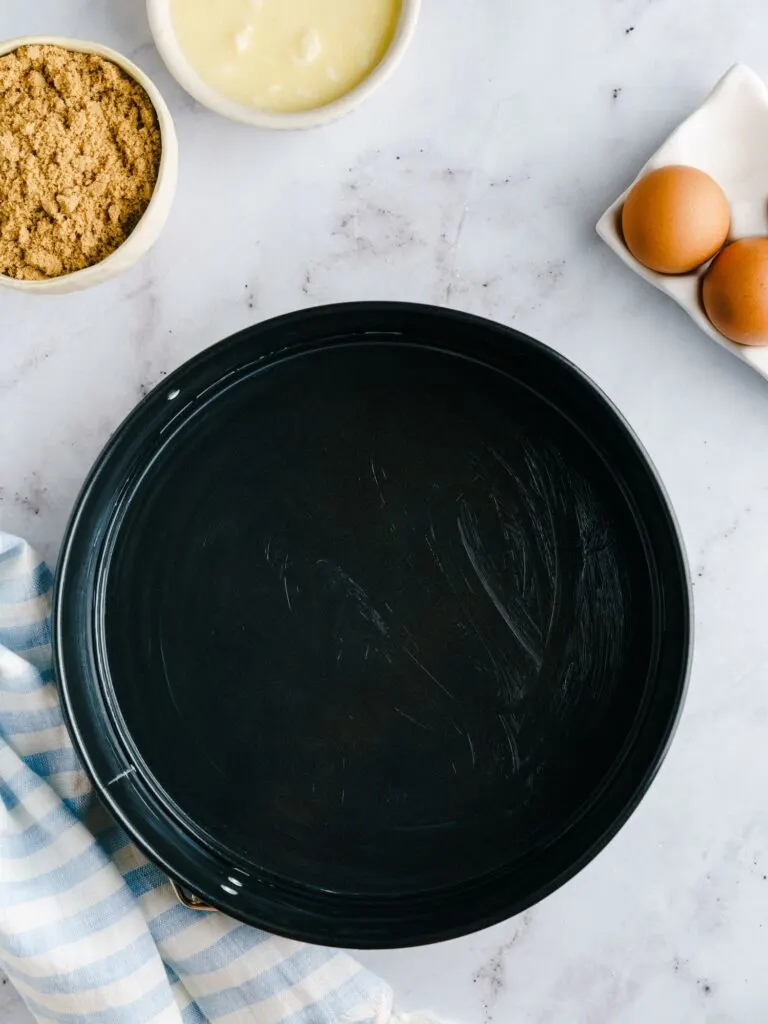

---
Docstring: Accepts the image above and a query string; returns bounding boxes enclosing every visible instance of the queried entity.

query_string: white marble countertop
[4,1,768,1021]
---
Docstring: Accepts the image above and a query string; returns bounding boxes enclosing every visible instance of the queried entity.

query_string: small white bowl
[0,37,179,295]
[147,0,420,129]
[597,64,768,383]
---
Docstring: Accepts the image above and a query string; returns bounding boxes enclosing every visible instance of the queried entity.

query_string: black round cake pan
[54,302,692,948]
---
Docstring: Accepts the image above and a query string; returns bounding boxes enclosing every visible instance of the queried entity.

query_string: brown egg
[621,165,730,274]
[702,238,768,346]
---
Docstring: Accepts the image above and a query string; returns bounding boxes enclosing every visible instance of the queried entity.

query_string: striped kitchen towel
[0,532,443,1024]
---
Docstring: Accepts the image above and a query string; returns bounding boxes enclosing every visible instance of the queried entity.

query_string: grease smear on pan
[266,439,627,794]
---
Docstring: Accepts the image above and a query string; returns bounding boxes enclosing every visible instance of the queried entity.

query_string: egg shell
[702,237,768,346]
[621,165,730,275]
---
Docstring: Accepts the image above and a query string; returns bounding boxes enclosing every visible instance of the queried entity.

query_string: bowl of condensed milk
[147,0,420,129]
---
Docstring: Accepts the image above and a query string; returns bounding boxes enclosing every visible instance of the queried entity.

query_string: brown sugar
[0,45,162,281]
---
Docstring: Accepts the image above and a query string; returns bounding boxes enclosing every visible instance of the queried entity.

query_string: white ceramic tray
[597,64,768,381]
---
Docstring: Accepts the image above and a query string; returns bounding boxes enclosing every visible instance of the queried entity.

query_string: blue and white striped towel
[0,532,441,1024]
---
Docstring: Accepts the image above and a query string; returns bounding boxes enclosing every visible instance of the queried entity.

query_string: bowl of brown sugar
[0,38,178,294]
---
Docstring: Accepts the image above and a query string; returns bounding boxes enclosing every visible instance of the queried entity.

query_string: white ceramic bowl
[597,64,768,383]
[0,37,179,295]
[147,0,420,129]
